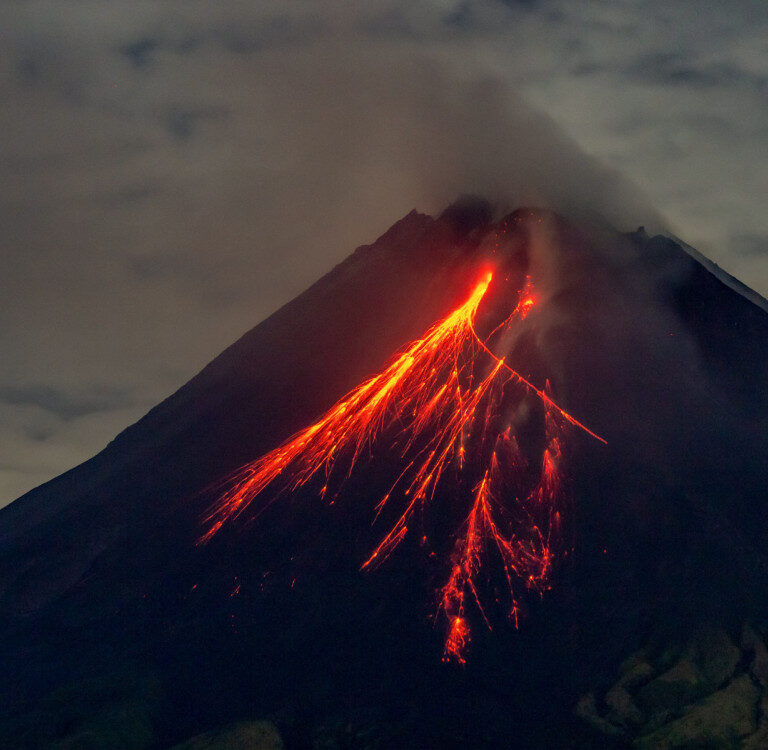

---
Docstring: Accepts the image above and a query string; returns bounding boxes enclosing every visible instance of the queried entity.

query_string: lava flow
[201,267,604,663]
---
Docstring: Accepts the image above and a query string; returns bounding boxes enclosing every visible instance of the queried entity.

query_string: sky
[1,0,766,507]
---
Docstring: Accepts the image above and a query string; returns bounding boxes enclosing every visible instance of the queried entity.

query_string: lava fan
[201,264,604,662]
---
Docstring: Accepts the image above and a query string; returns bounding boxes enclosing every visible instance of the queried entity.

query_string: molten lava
[201,267,603,662]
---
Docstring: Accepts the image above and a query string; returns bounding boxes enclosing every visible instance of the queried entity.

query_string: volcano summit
[1,201,767,749]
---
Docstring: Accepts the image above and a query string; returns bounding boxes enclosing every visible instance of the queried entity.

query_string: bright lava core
[200,269,604,663]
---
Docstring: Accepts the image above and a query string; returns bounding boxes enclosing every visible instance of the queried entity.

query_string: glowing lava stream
[201,269,604,663]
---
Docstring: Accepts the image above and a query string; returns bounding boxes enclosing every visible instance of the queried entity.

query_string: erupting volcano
[1,202,766,749]
[200,266,604,662]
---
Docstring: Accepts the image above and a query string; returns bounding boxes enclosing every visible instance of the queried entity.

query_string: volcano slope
[1,200,767,749]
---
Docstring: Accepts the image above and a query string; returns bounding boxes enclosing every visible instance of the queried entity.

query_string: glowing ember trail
[201,268,604,662]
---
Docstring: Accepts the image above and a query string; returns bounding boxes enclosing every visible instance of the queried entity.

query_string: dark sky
[1,0,766,506]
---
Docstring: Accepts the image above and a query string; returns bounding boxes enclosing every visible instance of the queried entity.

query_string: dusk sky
[2,0,767,506]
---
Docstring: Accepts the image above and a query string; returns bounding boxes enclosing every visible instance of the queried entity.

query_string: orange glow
[444,616,470,665]
[200,267,603,662]
[200,271,494,544]
[513,276,536,321]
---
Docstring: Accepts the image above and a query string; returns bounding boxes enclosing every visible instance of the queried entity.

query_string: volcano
[2,200,767,749]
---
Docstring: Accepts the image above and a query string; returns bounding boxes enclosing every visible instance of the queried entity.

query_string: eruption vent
[201,265,603,662]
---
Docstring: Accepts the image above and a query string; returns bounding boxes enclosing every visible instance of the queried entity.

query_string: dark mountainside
[1,201,767,749]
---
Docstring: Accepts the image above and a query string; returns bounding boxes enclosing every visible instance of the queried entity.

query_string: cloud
[475,0,768,291]
[0,399,145,504]
[121,37,160,69]
[730,233,768,258]
[0,384,132,421]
